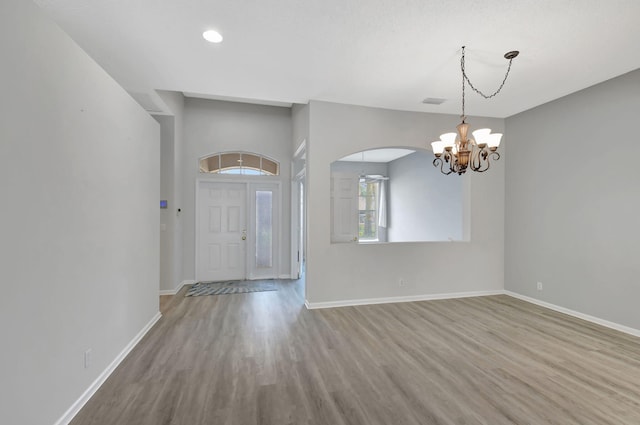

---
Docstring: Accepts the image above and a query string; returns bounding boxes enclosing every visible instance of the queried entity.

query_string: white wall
[387,150,463,242]
[156,91,185,292]
[156,115,177,291]
[182,99,293,280]
[291,103,309,281]
[292,103,309,153]
[306,101,505,304]
[0,1,160,424]
[505,69,640,330]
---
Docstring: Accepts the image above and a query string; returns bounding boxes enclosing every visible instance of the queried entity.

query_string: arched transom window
[199,152,280,176]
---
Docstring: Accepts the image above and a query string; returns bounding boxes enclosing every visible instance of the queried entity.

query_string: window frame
[199,152,280,176]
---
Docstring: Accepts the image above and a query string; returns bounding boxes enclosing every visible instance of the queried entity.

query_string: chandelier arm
[433,157,454,176]
[447,152,459,175]
[474,151,501,173]
[461,46,515,100]
[451,153,461,175]
[478,148,491,172]
[470,146,482,171]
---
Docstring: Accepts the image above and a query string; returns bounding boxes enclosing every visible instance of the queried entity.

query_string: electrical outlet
[399,279,405,287]
[84,349,92,369]
[537,282,543,291]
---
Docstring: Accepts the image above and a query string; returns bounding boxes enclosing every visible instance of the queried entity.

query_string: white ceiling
[34,0,640,118]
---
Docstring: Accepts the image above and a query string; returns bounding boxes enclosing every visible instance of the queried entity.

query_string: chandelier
[431,46,519,175]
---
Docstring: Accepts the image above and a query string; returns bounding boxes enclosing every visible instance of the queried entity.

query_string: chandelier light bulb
[472,128,492,146]
[487,133,502,149]
[439,132,457,147]
[431,141,446,156]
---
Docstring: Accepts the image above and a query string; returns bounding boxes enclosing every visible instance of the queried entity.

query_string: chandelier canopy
[431,46,519,175]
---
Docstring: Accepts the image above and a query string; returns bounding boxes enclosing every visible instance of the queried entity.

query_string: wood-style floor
[71,280,640,425]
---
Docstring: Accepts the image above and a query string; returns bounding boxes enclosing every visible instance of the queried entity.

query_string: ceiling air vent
[422,97,447,105]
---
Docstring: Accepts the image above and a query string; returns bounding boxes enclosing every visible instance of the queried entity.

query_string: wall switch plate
[537,282,543,291]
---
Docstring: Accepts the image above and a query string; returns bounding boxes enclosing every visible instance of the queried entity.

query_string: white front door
[197,182,246,281]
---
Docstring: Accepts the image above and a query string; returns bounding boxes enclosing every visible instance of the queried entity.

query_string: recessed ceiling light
[202,30,223,43]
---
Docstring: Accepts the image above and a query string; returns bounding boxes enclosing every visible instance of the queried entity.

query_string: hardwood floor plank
[70,283,640,425]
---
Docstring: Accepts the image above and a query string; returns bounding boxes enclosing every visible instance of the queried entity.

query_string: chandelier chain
[460,46,515,106]
[462,54,466,118]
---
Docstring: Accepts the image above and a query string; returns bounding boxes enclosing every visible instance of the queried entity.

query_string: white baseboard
[305,290,504,310]
[278,274,292,280]
[54,312,162,425]
[159,279,193,296]
[306,289,640,339]
[504,291,640,338]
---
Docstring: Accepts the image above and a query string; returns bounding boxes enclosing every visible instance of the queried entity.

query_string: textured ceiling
[34,0,640,117]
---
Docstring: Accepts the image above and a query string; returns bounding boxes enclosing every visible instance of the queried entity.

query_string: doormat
[185,280,277,297]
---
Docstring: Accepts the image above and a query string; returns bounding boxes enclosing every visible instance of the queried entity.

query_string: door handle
[242,230,247,241]
[352,236,358,242]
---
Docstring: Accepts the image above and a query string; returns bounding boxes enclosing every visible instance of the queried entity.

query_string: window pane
[199,152,280,176]
[256,190,273,268]
[199,158,209,172]
[209,155,221,173]
[219,168,242,174]
[358,180,378,240]
[242,168,262,175]
[220,153,242,171]
[242,153,261,172]
[262,158,279,175]
[199,155,220,173]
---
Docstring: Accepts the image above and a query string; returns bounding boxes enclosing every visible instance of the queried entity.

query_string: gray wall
[505,69,640,329]
[182,99,293,280]
[331,161,388,176]
[0,1,160,423]
[307,101,505,304]
[388,150,463,242]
